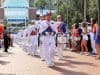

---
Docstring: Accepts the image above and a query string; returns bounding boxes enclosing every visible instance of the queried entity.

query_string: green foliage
[29,0,35,7]
[30,0,99,25]
[52,13,57,21]
[88,0,98,18]
[35,0,47,8]
[54,0,99,26]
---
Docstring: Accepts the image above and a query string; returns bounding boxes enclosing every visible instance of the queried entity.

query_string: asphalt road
[0,45,100,75]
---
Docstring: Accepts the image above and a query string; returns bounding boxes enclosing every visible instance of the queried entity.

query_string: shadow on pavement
[0,73,16,75]
[63,55,75,59]
[55,58,96,67]
[0,52,14,57]
[55,62,76,68]
[50,66,90,75]
[6,52,15,55]
[33,55,41,59]
[0,54,8,57]
[0,60,10,65]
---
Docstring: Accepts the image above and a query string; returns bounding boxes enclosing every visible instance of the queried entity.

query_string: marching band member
[18,30,24,46]
[56,15,67,60]
[23,29,30,53]
[29,20,38,56]
[37,14,46,61]
[41,12,57,66]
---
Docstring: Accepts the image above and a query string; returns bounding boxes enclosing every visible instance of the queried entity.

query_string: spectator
[90,19,97,54]
[3,26,10,52]
[80,23,89,55]
[0,23,4,48]
[95,24,100,59]
[0,23,4,39]
[72,23,81,51]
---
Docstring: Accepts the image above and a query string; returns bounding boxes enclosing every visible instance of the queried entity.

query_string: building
[0,0,36,25]
[0,0,4,7]
[4,0,29,24]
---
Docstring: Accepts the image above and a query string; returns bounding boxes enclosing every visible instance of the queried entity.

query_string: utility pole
[67,8,68,26]
[84,0,86,22]
[98,0,100,25]
[65,0,69,26]
[49,0,51,12]
[57,0,60,14]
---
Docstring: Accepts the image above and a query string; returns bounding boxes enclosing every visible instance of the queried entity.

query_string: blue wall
[4,0,29,23]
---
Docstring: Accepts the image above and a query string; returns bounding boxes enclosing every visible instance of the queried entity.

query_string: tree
[54,0,62,14]
[88,0,98,19]
[54,0,99,24]
[35,0,47,9]
[31,0,99,25]
[29,0,35,7]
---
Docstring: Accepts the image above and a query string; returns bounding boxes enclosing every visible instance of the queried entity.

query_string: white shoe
[85,53,90,56]
[84,52,90,56]
[80,52,84,55]
[58,57,63,60]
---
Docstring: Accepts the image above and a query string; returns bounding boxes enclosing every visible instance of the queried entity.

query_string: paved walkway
[0,45,100,75]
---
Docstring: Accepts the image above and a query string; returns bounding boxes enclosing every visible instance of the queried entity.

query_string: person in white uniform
[56,15,67,60]
[29,21,38,56]
[41,13,57,67]
[37,14,46,60]
[24,28,31,53]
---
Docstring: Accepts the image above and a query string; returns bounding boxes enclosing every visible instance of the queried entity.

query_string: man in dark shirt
[3,26,10,52]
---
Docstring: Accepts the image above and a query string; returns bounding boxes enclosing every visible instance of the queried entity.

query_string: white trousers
[42,35,56,65]
[90,32,96,53]
[40,36,45,59]
[57,44,63,59]
[30,36,38,55]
